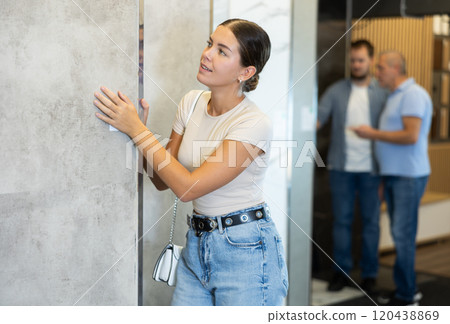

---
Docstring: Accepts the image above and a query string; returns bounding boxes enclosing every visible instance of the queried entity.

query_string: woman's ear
[239,66,257,82]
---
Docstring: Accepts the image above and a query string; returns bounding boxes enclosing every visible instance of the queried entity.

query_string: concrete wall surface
[213,0,293,305]
[0,0,139,305]
[142,0,210,306]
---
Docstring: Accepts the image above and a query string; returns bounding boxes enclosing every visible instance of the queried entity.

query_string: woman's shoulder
[180,89,209,109]
[184,89,207,99]
[236,97,271,124]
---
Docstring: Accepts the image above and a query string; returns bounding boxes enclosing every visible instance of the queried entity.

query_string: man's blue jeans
[329,170,381,279]
[383,175,428,302]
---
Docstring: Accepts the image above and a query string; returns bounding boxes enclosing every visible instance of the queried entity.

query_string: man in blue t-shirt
[352,51,432,306]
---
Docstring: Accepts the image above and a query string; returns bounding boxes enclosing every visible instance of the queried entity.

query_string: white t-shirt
[344,84,372,172]
[172,90,273,216]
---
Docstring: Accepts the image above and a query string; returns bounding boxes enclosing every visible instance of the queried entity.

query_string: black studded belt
[188,207,267,237]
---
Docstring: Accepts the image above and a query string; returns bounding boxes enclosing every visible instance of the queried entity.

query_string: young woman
[94,18,288,306]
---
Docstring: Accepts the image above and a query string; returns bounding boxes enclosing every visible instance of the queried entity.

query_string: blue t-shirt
[375,78,432,177]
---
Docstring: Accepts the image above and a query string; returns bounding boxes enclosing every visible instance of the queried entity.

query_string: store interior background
[313,0,450,306]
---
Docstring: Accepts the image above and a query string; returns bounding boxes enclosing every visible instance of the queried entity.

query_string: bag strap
[168,198,178,244]
[168,90,205,244]
[185,90,205,129]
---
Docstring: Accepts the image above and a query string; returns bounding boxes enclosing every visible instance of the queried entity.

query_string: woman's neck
[208,87,245,116]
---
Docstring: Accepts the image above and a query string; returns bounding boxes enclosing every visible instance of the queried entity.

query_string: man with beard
[317,40,388,295]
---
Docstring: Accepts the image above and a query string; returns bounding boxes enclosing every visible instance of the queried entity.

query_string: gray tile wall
[142,0,210,306]
[0,0,139,305]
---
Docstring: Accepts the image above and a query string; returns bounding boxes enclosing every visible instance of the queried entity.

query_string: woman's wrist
[129,125,150,141]
[132,129,152,145]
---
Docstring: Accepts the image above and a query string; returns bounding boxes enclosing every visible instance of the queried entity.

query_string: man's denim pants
[329,170,381,279]
[383,175,428,302]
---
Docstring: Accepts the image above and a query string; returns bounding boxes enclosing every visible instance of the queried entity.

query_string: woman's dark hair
[219,19,271,92]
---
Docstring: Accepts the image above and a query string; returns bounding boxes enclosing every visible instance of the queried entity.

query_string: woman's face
[197,25,245,90]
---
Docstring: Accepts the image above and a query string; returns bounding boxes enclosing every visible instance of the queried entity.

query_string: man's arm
[351,116,422,144]
[317,86,335,130]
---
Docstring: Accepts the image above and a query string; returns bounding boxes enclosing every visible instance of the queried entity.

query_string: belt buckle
[194,216,218,236]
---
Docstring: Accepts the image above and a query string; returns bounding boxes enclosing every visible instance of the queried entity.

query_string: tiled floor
[311,279,365,306]
[311,263,441,306]
[380,238,450,279]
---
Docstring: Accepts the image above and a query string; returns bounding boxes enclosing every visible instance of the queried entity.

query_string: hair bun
[243,74,259,92]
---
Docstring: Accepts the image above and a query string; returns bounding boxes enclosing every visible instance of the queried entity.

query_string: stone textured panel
[142,0,210,306]
[0,0,139,305]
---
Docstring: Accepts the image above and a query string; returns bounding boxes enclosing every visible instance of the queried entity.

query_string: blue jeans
[171,204,289,306]
[383,175,428,302]
[329,170,381,278]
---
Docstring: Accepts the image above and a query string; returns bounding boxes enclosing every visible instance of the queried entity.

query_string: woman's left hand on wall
[94,86,148,138]
[140,98,150,125]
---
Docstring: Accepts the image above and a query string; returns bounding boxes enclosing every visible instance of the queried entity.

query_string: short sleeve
[400,87,431,119]
[172,90,203,135]
[224,113,273,153]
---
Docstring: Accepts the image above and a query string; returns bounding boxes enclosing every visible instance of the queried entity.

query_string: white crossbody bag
[152,90,204,286]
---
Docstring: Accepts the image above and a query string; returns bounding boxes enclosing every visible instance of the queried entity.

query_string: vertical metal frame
[345,0,353,78]
[287,0,318,306]
[138,0,144,306]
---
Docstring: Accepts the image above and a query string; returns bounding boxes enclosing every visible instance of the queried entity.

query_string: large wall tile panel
[226,0,292,275]
[142,0,210,305]
[213,0,292,304]
[0,0,139,305]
